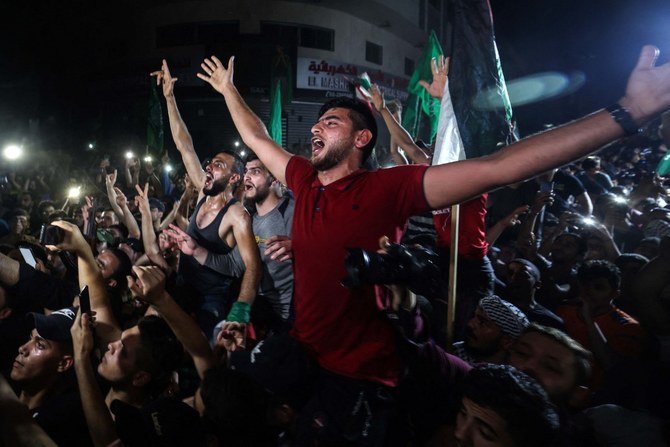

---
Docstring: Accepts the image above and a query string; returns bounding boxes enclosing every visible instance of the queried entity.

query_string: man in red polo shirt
[193,47,670,443]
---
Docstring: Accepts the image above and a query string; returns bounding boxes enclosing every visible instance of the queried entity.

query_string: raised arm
[129,266,215,379]
[135,184,169,270]
[424,46,670,209]
[104,170,124,219]
[113,187,141,240]
[368,85,430,164]
[49,220,121,347]
[229,206,262,308]
[152,60,206,191]
[197,56,292,184]
[71,310,120,447]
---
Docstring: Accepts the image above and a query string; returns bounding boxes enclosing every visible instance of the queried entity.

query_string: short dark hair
[523,323,592,387]
[217,150,245,191]
[461,364,560,447]
[37,200,55,214]
[614,253,649,270]
[577,259,620,290]
[318,97,377,162]
[136,316,183,398]
[106,247,133,285]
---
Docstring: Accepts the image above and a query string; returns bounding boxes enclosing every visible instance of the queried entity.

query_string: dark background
[1,0,669,156]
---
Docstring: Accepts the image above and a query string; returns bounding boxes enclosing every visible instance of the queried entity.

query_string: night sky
[1,0,670,150]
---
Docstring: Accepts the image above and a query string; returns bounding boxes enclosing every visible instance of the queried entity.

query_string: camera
[342,242,443,298]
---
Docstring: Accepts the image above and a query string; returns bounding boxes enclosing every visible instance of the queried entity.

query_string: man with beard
[195,47,670,443]
[453,295,529,365]
[201,153,294,322]
[152,60,261,337]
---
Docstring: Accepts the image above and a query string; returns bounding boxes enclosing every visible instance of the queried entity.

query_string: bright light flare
[144,156,153,162]
[125,151,134,159]
[234,141,240,147]
[240,150,246,157]
[581,217,596,226]
[67,186,82,199]
[613,195,628,204]
[164,163,173,173]
[3,145,23,160]
[88,143,94,149]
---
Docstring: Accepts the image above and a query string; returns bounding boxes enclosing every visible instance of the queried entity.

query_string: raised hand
[368,84,385,112]
[47,220,89,254]
[530,191,555,214]
[197,55,235,94]
[215,322,246,352]
[503,205,529,228]
[418,55,450,100]
[264,235,293,262]
[127,265,168,305]
[165,223,199,256]
[71,308,96,359]
[105,169,117,187]
[150,59,178,98]
[134,183,151,216]
[113,187,127,208]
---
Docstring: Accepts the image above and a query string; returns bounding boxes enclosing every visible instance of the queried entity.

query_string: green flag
[657,152,670,177]
[269,80,282,146]
[403,30,444,139]
[147,82,164,152]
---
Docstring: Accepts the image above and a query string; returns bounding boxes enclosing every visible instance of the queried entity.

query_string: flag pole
[446,204,459,348]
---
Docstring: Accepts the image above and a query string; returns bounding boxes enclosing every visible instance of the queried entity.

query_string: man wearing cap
[453,295,530,365]
[502,258,565,330]
[10,307,93,446]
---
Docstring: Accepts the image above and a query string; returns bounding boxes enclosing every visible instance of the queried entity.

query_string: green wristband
[226,301,250,323]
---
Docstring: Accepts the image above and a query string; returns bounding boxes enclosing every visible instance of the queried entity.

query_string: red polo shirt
[286,156,430,386]
[432,194,489,260]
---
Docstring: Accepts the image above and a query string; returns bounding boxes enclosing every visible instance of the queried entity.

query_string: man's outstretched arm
[424,46,670,209]
[152,60,206,191]
[197,56,292,184]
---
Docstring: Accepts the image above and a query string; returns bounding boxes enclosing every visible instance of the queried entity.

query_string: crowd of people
[2,45,670,446]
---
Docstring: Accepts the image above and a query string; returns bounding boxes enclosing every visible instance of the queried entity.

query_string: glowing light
[125,151,134,159]
[164,163,173,173]
[613,195,628,204]
[144,156,153,162]
[240,150,246,157]
[581,217,596,226]
[3,145,23,160]
[234,141,240,147]
[88,143,94,149]
[67,186,82,199]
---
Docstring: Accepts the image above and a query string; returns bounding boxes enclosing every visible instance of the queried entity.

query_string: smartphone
[19,247,37,268]
[39,224,64,246]
[539,181,554,193]
[79,285,91,315]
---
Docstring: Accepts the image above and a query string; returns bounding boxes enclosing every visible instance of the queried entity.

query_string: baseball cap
[27,307,76,343]
[479,295,529,339]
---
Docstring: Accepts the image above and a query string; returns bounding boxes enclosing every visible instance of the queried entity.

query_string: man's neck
[316,158,361,186]
[206,188,235,207]
[19,381,60,410]
[256,193,282,217]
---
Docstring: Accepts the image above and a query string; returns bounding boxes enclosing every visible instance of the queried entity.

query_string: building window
[404,57,415,76]
[261,23,299,42]
[299,26,334,51]
[366,41,383,65]
[196,22,239,44]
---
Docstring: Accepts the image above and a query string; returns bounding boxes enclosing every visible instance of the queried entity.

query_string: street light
[3,144,23,161]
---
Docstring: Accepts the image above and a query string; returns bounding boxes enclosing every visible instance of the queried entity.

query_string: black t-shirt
[31,390,94,446]
[6,262,79,311]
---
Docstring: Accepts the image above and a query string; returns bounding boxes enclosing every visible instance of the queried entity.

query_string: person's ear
[354,129,373,150]
[229,173,241,186]
[57,355,74,373]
